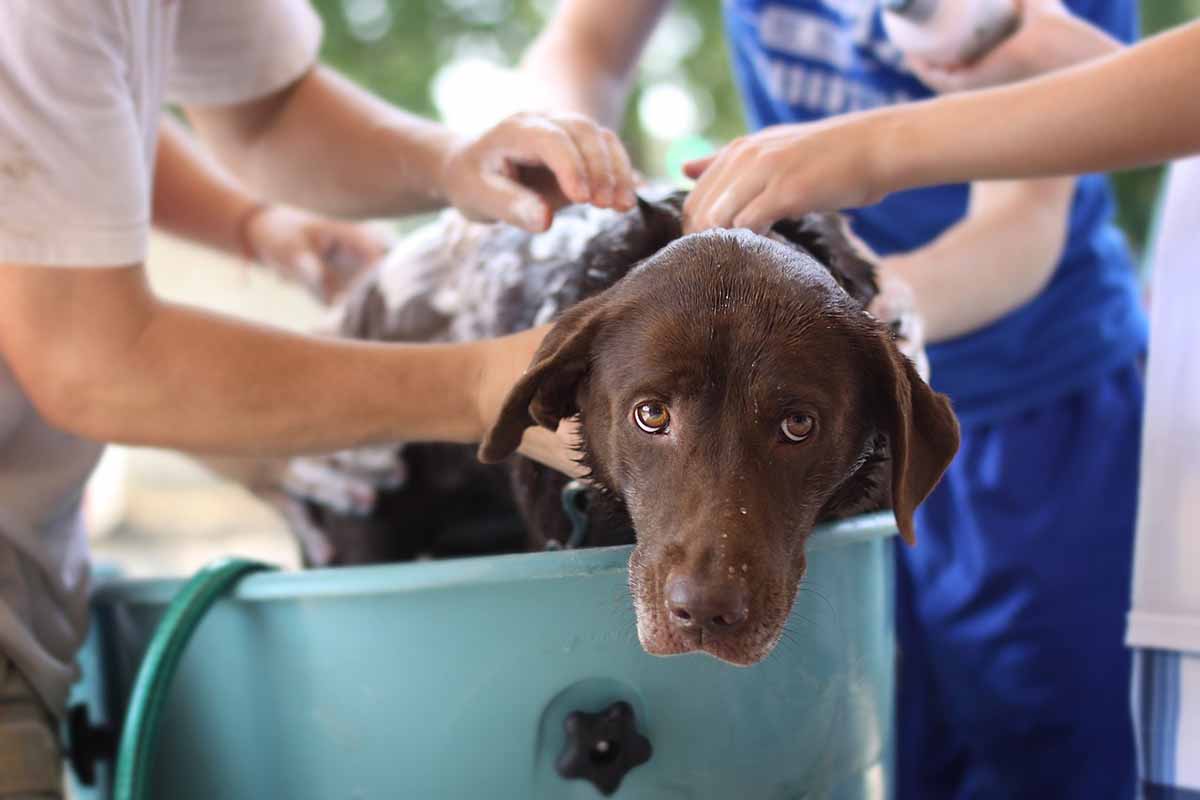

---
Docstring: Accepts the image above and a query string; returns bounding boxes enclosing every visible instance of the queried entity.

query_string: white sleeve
[167,0,324,107]
[0,3,149,267]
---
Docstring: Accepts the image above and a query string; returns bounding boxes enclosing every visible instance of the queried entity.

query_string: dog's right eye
[634,402,671,434]
[780,414,815,443]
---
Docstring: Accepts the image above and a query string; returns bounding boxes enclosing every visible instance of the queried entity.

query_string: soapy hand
[907,0,1121,93]
[681,118,888,234]
[245,205,391,304]
[870,264,930,381]
[440,112,637,234]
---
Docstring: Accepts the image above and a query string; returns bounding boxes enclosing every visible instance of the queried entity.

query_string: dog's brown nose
[665,574,749,635]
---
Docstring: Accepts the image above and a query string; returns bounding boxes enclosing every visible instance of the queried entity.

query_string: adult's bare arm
[881,178,1074,343]
[880,22,1200,188]
[185,67,446,219]
[521,0,670,127]
[153,116,387,302]
[684,21,1200,227]
[0,264,573,468]
[184,67,635,230]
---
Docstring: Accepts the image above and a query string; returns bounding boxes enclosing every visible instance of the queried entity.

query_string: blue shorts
[896,362,1143,800]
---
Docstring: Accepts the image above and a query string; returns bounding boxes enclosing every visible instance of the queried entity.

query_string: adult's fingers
[501,118,593,206]
[730,189,789,234]
[905,57,973,93]
[682,154,716,180]
[310,225,387,302]
[315,223,388,269]
[682,145,745,232]
[470,172,554,232]
[557,116,615,208]
[681,152,730,230]
[906,35,1025,93]
[690,172,770,233]
[602,129,638,210]
[289,249,325,298]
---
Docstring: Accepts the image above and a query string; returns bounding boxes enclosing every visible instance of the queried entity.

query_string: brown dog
[250,191,959,666]
[477,207,958,665]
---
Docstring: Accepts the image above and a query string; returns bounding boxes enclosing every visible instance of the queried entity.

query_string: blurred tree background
[312,0,1196,258]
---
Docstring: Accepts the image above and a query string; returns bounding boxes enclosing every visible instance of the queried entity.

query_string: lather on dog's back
[273,191,959,666]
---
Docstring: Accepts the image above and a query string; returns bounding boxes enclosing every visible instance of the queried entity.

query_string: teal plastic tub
[71,513,896,799]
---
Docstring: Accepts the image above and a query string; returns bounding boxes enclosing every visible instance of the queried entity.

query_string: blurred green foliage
[313,0,1197,257]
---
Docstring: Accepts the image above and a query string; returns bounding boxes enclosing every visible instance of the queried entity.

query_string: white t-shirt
[0,0,322,715]
[1127,155,1200,655]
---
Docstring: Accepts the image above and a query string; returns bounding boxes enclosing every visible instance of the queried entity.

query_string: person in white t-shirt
[678,9,1200,798]
[0,2,636,794]
[0,111,392,800]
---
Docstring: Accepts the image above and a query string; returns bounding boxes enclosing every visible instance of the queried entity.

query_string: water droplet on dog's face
[739,507,747,515]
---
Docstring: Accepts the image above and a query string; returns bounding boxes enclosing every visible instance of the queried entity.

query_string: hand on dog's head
[480,204,958,665]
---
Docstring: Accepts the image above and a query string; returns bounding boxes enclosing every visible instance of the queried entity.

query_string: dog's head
[480,213,958,666]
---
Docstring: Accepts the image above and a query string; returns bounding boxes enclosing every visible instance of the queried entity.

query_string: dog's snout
[665,573,749,635]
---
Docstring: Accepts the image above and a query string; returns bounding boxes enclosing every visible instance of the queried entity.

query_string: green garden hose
[113,557,275,800]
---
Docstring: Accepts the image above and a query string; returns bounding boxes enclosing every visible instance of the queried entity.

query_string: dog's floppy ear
[866,330,960,545]
[636,193,685,237]
[478,194,680,464]
[477,294,611,464]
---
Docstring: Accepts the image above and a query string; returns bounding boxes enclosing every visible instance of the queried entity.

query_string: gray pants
[0,656,61,799]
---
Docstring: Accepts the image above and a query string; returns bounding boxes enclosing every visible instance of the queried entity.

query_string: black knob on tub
[65,703,117,786]
[555,700,652,796]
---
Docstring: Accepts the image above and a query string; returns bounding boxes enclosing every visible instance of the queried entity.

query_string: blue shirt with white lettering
[722,0,1148,424]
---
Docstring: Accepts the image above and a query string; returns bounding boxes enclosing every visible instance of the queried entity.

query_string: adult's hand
[681,117,890,234]
[440,112,637,233]
[869,266,930,381]
[244,205,390,304]
[907,0,1122,93]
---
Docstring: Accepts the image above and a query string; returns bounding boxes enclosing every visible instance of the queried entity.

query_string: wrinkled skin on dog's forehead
[576,231,889,665]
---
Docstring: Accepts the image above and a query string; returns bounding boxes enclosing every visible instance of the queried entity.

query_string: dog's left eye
[780,414,815,443]
[634,402,670,434]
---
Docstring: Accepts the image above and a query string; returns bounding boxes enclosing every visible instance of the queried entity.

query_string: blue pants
[896,363,1143,800]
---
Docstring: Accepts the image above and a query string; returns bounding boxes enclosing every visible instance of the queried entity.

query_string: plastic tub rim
[93,511,896,606]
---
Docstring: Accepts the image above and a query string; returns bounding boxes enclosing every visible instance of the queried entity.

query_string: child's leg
[897,363,1143,800]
